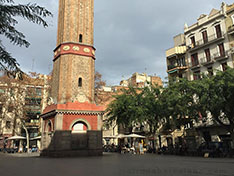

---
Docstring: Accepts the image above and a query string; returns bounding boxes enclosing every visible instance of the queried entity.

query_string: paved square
[0,153,234,176]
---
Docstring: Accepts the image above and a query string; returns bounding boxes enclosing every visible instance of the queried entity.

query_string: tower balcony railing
[188,32,225,52]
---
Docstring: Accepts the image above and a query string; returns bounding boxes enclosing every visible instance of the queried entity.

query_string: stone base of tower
[40,102,104,157]
[40,130,103,157]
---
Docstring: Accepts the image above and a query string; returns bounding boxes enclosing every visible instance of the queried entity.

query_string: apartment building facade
[226,3,234,63]
[120,72,163,88]
[166,3,234,81]
[185,3,233,80]
[166,34,188,81]
[0,73,50,150]
[165,2,234,151]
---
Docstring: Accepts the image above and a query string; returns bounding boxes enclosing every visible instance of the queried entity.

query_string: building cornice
[40,109,104,119]
[185,13,224,34]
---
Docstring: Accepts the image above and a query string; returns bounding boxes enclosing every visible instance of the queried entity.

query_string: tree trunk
[22,124,29,153]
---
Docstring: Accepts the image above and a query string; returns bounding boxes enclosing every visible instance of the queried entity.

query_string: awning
[30,136,41,140]
[115,134,126,138]
[103,135,117,138]
[6,136,26,140]
[114,134,146,138]
[124,134,146,138]
[168,69,178,74]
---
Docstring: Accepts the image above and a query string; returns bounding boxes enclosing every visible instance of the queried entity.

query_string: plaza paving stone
[0,152,234,176]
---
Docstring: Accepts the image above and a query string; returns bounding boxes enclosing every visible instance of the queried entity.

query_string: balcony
[189,60,200,70]
[213,51,229,62]
[167,64,188,74]
[188,32,225,52]
[200,57,215,67]
[228,25,234,35]
[166,46,186,58]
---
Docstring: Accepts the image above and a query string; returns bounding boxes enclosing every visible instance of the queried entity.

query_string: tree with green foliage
[105,84,164,137]
[140,85,163,135]
[164,68,234,144]
[195,68,234,142]
[106,87,143,133]
[0,0,52,75]
[159,79,200,131]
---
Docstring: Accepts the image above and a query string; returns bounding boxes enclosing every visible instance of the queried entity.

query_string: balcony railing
[167,64,188,73]
[188,32,224,51]
[189,62,200,70]
[200,57,214,66]
[190,59,199,66]
[213,51,229,61]
[228,25,234,35]
[189,50,230,69]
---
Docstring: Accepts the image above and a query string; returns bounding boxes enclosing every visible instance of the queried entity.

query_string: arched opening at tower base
[40,102,104,157]
[72,121,88,133]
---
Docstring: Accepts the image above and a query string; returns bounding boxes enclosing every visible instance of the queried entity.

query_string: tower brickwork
[41,0,104,157]
[52,0,95,104]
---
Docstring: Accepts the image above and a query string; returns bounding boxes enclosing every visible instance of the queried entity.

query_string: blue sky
[2,0,234,85]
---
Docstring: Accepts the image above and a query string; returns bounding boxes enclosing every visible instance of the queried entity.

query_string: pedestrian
[139,142,144,155]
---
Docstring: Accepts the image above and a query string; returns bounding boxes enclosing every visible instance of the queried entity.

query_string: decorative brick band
[53,42,96,61]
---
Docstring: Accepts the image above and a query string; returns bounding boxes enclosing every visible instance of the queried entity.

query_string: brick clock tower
[40,0,104,157]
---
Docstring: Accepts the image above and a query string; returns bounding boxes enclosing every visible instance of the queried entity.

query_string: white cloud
[2,0,234,85]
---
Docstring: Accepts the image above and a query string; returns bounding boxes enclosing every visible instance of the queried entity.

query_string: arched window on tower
[78,77,82,87]
[79,34,83,43]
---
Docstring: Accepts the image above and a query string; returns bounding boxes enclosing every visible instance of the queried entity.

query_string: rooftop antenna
[31,58,35,72]
[48,63,52,74]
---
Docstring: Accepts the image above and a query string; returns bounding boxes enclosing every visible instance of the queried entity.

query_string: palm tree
[0,0,52,76]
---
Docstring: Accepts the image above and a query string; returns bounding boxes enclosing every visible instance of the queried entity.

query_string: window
[207,67,213,76]
[78,77,82,87]
[191,53,199,66]
[193,71,201,80]
[79,34,83,43]
[190,36,196,48]
[218,43,225,57]
[181,56,186,66]
[36,88,42,96]
[205,48,211,62]
[202,31,208,43]
[9,89,14,96]
[8,105,13,112]
[36,98,41,105]
[6,121,11,129]
[215,24,222,38]
[0,88,5,94]
[0,104,2,113]
[222,62,227,71]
